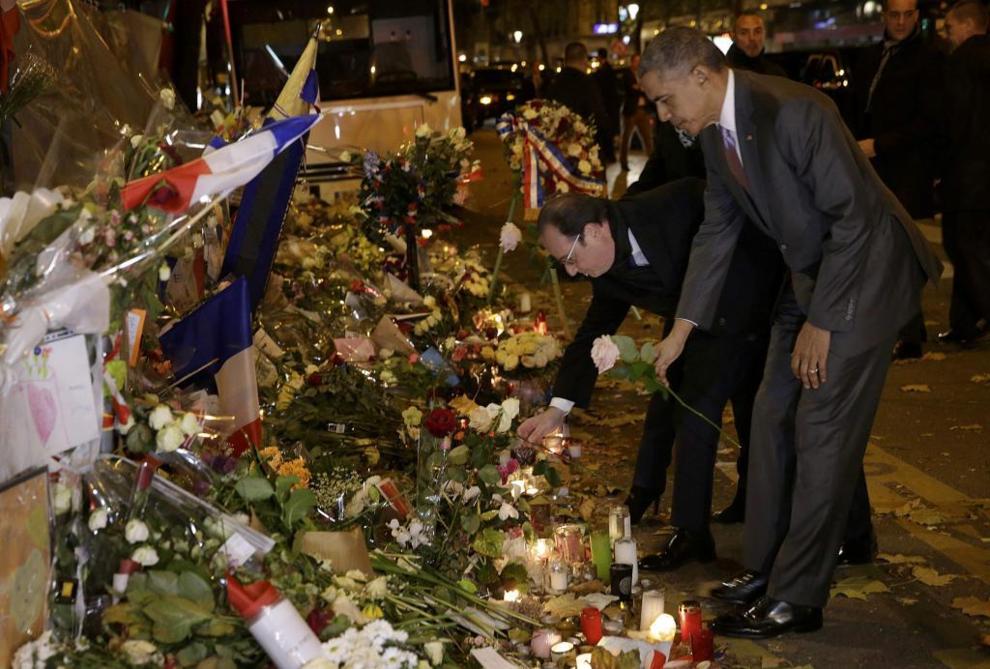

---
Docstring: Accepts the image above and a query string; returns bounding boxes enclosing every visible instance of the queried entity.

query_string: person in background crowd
[938,0,990,346]
[516,179,781,571]
[641,27,941,638]
[593,48,621,164]
[619,53,655,171]
[547,42,611,164]
[726,13,788,77]
[853,0,945,360]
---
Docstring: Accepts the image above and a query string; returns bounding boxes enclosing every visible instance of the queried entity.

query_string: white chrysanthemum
[88,508,108,531]
[148,404,174,430]
[132,545,159,566]
[125,519,150,544]
[156,424,184,452]
[179,412,200,436]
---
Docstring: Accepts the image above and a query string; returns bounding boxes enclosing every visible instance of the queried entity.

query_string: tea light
[519,291,532,313]
[648,613,677,642]
[565,439,582,459]
[576,653,593,669]
[678,600,703,642]
[533,538,552,561]
[608,506,631,546]
[640,589,666,631]
[549,641,574,662]
[531,629,561,659]
[549,559,569,593]
[503,588,520,602]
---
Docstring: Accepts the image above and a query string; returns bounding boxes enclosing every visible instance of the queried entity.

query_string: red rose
[424,408,457,438]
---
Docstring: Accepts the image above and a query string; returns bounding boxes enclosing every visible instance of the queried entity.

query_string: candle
[566,439,582,459]
[531,628,561,659]
[580,607,603,645]
[503,589,520,602]
[609,563,633,601]
[549,559,569,593]
[510,479,526,499]
[678,600,702,642]
[608,506,630,546]
[613,536,638,586]
[549,641,574,662]
[590,531,612,580]
[576,653,593,669]
[519,291,532,313]
[649,613,677,642]
[533,538,552,561]
[690,626,714,662]
[640,589,666,631]
[554,524,585,563]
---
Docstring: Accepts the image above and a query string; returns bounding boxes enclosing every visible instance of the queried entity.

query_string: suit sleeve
[675,150,746,330]
[550,286,630,409]
[779,99,875,332]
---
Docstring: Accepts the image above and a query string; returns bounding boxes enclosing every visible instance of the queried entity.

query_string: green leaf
[612,335,639,363]
[461,512,481,534]
[175,642,209,667]
[125,423,154,454]
[499,561,529,586]
[471,528,505,558]
[144,595,212,643]
[234,476,274,502]
[640,341,658,364]
[456,578,478,594]
[275,476,300,502]
[478,464,500,486]
[178,571,214,612]
[147,570,179,596]
[196,619,237,637]
[447,444,470,465]
[283,488,317,528]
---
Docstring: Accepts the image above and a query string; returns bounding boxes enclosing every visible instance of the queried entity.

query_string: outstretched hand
[517,407,566,444]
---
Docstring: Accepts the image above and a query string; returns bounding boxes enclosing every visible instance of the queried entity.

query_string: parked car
[462,65,532,131]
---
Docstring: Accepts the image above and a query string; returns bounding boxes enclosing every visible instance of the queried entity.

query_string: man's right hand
[653,319,694,385]
[517,407,566,444]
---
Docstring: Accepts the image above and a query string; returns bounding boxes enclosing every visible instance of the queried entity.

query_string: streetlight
[512,30,523,43]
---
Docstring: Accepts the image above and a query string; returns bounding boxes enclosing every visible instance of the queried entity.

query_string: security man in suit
[516,179,783,570]
[641,28,942,637]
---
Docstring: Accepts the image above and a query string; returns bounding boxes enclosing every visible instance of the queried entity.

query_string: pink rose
[590,335,620,374]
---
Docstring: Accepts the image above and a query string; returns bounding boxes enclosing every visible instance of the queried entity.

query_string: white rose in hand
[499,221,523,252]
[590,335,620,374]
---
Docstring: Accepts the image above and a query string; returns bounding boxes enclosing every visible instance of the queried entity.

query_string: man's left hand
[858,138,876,158]
[791,322,831,390]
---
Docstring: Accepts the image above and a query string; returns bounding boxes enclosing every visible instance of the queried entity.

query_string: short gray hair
[639,26,727,78]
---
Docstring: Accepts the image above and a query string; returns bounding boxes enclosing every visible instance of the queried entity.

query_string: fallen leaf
[581,592,618,610]
[949,424,983,431]
[922,352,947,361]
[543,594,586,618]
[878,553,927,565]
[912,566,958,587]
[951,596,990,618]
[579,498,596,523]
[831,576,889,600]
[971,373,990,384]
[896,597,919,606]
[900,384,932,393]
[908,508,946,526]
[761,659,786,669]
[893,499,923,517]
[598,414,643,428]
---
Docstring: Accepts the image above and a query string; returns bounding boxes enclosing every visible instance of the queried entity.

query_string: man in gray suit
[640,28,942,637]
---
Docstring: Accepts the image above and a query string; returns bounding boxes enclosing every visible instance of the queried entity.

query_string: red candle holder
[678,600,702,643]
[690,626,714,662]
[580,607,603,645]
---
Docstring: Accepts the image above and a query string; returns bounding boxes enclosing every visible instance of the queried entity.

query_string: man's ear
[693,65,709,86]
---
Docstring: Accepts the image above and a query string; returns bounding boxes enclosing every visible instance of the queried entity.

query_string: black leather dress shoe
[712,497,745,524]
[625,486,661,525]
[638,528,716,571]
[937,327,985,348]
[710,569,768,605]
[837,532,878,565]
[892,340,923,360]
[711,596,823,638]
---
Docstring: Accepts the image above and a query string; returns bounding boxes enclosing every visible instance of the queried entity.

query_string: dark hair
[537,193,608,238]
[639,26,727,78]
[733,12,765,30]
[597,47,608,58]
[950,0,990,30]
[564,42,588,64]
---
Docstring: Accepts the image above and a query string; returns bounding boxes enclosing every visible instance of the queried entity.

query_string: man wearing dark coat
[547,42,611,164]
[593,48,621,164]
[726,14,787,78]
[517,179,782,571]
[641,27,941,637]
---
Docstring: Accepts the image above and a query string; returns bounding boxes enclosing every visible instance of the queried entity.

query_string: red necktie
[721,126,750,191]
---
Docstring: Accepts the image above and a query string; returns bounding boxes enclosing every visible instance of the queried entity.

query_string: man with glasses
[517,178,782,570]
[853,0,945,360]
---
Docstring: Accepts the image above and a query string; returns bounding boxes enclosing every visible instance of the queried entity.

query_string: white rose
[415,123,432,138]
[590,335,620,374]
[179,412,200,436]
[132,545,159,566]
[453,126,467,140]
[125,519,150,544]
[499,221,523,253]
[158,263,171,282]
[88,508,108,531]
[366,576,389,599]
[462,486,481,503]
[121,639,161,666]
[53,483,72,515]
[469,406,493,432]
[498,502,519,521]
[159,88,176,110]
[424,641,444,666]
[148,404,174,430]
[156,424,184,452]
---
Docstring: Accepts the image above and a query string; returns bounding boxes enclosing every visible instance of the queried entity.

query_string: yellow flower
[362,603,384,620]
[481,346,495,360]
[278,457,311,490]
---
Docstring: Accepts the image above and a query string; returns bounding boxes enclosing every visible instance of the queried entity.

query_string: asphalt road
[460,127,990,668]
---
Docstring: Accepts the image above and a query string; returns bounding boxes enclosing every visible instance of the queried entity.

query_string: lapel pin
[745,134,753,141]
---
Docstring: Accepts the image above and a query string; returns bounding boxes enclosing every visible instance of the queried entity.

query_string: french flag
[158,277,260,456]
[120,113,323,214]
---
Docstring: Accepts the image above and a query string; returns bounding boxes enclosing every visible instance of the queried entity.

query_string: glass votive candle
[549,559,569,593]
[690,626,714,662]
[554,523,585,563]
[590,531,612,580]
[580,607,603,645]
[566,438,583,459]
[610,563,633,601]
[608,505,631,545]
[550,641,575,662]
[640,589,666,631]
[678,599,703,642]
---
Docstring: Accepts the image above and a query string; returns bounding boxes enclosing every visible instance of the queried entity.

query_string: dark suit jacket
[592,62,621,136]
[677,70,943,355]
[552,178,783,408]
[726,44,787,78]
[939,34,990,212]
[852,30,944,218]
[626,122,706,196]
[547,66,610,158]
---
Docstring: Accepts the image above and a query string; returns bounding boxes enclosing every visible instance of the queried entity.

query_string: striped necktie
[721,126,750,191]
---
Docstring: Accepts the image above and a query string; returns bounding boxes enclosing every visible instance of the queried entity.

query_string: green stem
[486,247,504,305]
[548,264,571,338]
[653,371,742,449]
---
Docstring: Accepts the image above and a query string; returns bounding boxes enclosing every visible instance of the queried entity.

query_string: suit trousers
[620,108,655,168]
[744,291,896,607]
[632,330,767,530]
[943,210,990,337]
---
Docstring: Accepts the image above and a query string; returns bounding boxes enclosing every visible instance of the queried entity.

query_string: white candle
[640,589,666,631]
[614,536,638,586]
[549,560,569,593]
[567,441,582,459]
[550,641,574,661]
[649,613,677,642]
[519,291,532,313]
[533,538,551,561]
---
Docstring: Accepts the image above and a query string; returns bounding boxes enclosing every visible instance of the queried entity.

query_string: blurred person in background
[619,53,655,171]
[727,13,787,77]
[593,47,621,164]
[547,42,611,164]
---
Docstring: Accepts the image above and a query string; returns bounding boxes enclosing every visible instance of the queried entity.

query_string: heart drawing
[27,383,57,446]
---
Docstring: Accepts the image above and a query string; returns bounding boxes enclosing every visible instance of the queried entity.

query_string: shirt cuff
[675,317,699,327]
[549,397,575,414]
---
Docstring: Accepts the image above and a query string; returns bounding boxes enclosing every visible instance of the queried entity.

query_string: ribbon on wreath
[497,114,605,211]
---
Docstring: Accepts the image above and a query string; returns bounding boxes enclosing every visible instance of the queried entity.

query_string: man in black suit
[939,0,990,345]
[726,13,787,78]
[853,0,945,359]
[547,42,611,164]
[593,48,621,164]
[517,179,782,570]
[641,28,941,637]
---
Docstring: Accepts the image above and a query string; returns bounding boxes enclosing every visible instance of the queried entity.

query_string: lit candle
[519,291,532,313]
[690,627,714,662]
[549,641,574,662]
[640,589,666,631]
[648,613,677,642]
[531,628,561,659]
[549,559,569,593]
[566,439,582,459]
[678,600,703,643]
[613,536,638,586]
[503,588,520,602]
[608,506,630,546]
[533,538,552,561]
[580,607,603,645]
[554,524,585,563]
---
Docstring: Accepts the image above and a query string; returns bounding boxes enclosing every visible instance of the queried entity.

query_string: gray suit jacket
[677,70,942,354]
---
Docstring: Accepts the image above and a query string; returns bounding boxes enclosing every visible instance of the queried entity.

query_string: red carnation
[424,408,457,438]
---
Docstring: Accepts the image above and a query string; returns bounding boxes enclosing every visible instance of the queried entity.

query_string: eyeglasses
[884,9,918,20]
[560,233,582,266]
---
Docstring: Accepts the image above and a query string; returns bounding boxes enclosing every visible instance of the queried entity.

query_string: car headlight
[506,93,516,101]
[479,95,493,105]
